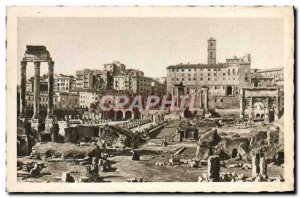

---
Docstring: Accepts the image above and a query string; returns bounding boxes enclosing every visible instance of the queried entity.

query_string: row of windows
[171,68,239,73]
[172,77,239,81]
[27,96,58,101]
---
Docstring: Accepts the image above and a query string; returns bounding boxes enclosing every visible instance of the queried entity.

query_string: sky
[17,17,283,79]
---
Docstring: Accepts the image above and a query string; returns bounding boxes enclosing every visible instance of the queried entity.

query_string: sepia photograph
[6,6,294,192]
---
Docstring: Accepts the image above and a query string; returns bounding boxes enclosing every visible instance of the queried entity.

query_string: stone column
[199,90,202,109]
[19,61,27,119]
[274,96,280,122]
[207,155,220,182]
[47,61,54,118]
[267,130,271,145]
[251,153,260,178]
[239,96,245,119]
[204,89,208,111]
[259,156,267,179]
[31,62,42,142]
[248,97,254,122]
[32,62,41,119]
[264,98,270,123]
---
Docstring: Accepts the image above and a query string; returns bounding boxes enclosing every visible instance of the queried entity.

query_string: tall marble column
[264,98,270,123]
[32,62,41,119]
[199,90,202,109]
[19,61,27,119]
[204,89,208,111]
[239,96,245,119]
[249,97,254,122]
[47,61,54,119]
[274,96,280,122]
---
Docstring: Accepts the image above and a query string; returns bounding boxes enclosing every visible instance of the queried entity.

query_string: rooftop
[166,63,228,69]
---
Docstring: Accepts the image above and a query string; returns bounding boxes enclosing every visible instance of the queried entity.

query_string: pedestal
[31,118,42,142]
[45,118,54,131]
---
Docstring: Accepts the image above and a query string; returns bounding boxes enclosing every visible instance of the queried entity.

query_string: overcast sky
[17,17,283,79]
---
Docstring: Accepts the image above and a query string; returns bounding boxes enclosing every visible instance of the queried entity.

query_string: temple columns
[203,89,208,111]
[47,61,54,119]
[248,97,254,122]
[239,96,245,119]
[199,90,202,108]
[264,98,270,123]
[32,62,41,119]
[274,96,280,122]
[19,61,27,119]
[45,61,56,142]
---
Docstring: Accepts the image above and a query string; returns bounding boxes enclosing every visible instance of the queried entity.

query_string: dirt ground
[17,122,284,182]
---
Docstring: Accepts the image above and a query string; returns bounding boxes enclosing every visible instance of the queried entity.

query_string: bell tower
[207,38,216,65]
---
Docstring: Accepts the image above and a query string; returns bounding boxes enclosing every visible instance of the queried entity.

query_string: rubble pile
[198,155,284,182]
[17,161,46,178]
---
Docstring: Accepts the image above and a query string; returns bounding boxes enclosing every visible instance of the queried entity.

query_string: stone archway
[125,110,133,120]
[239,88,281,123]
[116,110,124,120]
[253,101,265,121]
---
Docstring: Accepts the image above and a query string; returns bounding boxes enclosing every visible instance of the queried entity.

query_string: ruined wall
[65,126,98,143]
[209,95,240,109]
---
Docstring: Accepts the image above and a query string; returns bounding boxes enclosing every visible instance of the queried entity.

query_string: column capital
[21,61,27,67]
[34,61,41,68]
[48,61,54,67]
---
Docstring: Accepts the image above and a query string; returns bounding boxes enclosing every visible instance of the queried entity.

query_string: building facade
[114,74,166,96]
[75,89,99,109]
[54,74,76,92]
[166,38,252,109]
[255,68,284,86]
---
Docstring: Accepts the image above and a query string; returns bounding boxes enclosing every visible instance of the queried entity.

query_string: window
[208,69,211,71]
[176,78,179,81]
[188,78,191,81]
[215,99,217,102]
[213,69,217,71]
[188,69,191,72]
[200,78,203,81]
[223,73,226,76]
[182,69,184,72]
[208,73,210,76]
[193,78,196,81]
[220,99,223,103]
[214,73,217,76]
[208,78,210,81]
[182,78,184,81]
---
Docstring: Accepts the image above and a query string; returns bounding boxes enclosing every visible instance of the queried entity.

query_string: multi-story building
[75,89,100,109]
[104,61,126,75]
[255,67,284,86]
[151,80,166,97]
[54,74,76,92]
[154,77,167,85]
[166,38,252,109]
[56,92,80,109]
[114,74,166,96]
[76,69,98,89]
[25,92,79,110]
[76,69,113,91]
